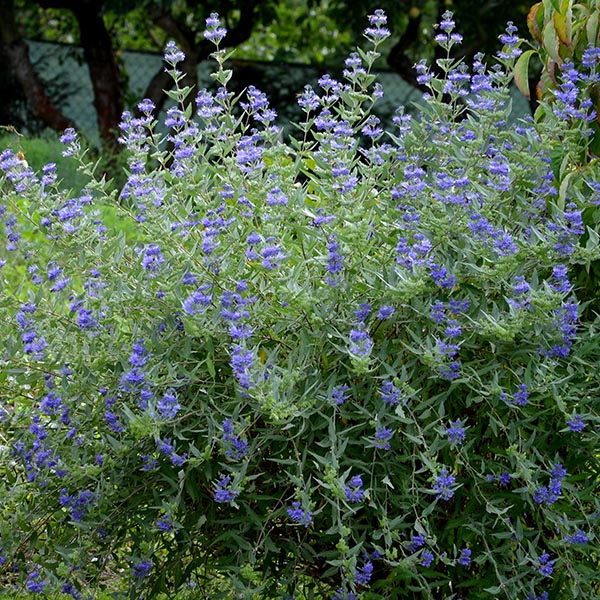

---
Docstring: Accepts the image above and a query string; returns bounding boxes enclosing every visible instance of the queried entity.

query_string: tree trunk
[36,0,124,153]
[72,0,123,154]
[0,0,76,132]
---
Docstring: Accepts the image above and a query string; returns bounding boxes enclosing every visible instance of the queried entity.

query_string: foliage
[323,0,532,60]
[14,0,79,45]
[236,0,353,64]
[514,0,600,152]
[1,10,600,600]
[512,0,600,320]
[515,0,599,97]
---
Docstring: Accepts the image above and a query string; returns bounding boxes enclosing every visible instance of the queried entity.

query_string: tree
[2,0,537,153]
[135,0,280,117]
[0,0,75,133]
[2,0,281,152]
[33,0,124,153]
[323,0,532,93]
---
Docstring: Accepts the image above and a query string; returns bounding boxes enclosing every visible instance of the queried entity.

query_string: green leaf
[483,587,504,595]
[553,9,572,47]
[527,2,545,42]
[542,19,562,63]
[586,11,599,46]
[485,502,513,515]
[513,50,537,100]
[558,170,576,208]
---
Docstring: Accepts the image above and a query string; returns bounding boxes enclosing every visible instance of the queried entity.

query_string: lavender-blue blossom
[214,474,240,503]
[433,467,456,501]
[287,501,313,527]
[345,475,364,503]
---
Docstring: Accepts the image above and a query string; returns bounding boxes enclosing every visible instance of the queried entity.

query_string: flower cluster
[533,463,567,506]
[287,501,313,527]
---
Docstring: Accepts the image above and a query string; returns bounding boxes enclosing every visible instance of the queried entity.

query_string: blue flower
[40,392,63,415]
[214,474,240,503]
[326,234,344,286]
[567,414,586,433]
[361,115,383,139]
[410,534,425,553]
[164,41,185,64]
[140,243,164,274]
[364,9,390,41]
[230,344,255,390]
[380,380,401,406]
[137,98,155,114]
[140,455,158,471]
[156,515,175,533]
[104,410,124,433]
[26,568,48,593]
[582,45,600,69]
[512,383,529,406]
[536,553,555,577]
[221,419,249,460]
[345,475,364,503]
[261,243,286,270]
[157,438,174,456]
[433,467,456,501]
[157,390,181,420]
[266,187,288,206]
[196,88,222,118]
[445,419,466,447]
[165,107,186,129]
[457,547,472,566]
[430,301,445,324]
[498,471,512,486]
[429,263,456,289]
[297,85,320,111]
[349,325,373,357]
[444,319,462,338]
[204,13,227,44]
[330,385,350,405]
[551,264,571,293]
[377,305,395,320]
[132,559,153,579]
[332,590,358,600]
[61,581,82,600]
[354,560,373,585]
[287,501,313,527]
[534,463,566,505]
[354,303,371,321]
[374,426,393,451]
[421,550,434,567]
[564,529,588,545]
[497,22,522,60]
[183,285,213,315]
[236,133,264,174]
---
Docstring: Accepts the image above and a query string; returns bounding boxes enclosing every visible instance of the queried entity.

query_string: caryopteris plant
[1,9,599,600]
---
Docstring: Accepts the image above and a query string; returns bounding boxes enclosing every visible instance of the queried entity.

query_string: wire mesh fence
[26,40,531,146]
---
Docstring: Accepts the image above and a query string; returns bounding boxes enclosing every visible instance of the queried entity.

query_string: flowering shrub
[1,10,600,600]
